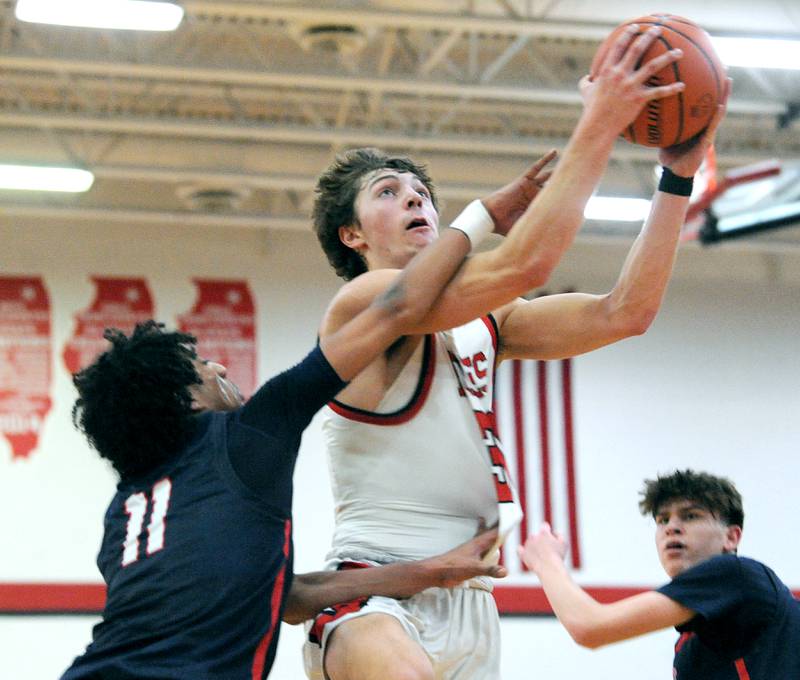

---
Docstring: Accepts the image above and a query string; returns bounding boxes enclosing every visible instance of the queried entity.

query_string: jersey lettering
[475,412,514,503]
[121,477,172,566]
[447,338,514,504]
[450,351,488,398]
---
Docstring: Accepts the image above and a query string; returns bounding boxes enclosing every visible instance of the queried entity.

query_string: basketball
[590,14,726,148]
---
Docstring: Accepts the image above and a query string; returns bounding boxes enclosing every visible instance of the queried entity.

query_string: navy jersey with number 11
[61,347,345,680]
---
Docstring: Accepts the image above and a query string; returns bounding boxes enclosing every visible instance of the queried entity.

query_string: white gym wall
[1,218,797,679]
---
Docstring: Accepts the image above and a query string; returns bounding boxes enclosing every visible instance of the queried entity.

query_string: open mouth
[664,541,685,552]
[406,217,429,230]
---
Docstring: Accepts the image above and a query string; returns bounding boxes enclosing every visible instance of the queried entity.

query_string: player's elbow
[513,252,557,291]
[281,609,306,626]
[281,595,307,625]
[281,580,312,625]
[568,622,609,649]
[605,296,659,339]
[618,305,658,337]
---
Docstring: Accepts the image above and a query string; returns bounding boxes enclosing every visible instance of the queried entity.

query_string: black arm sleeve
[238,345,346,435]
[225,346,347,502]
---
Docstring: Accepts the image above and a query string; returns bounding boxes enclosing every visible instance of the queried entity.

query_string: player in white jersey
[306,26,730,680]
[323,315,511,565]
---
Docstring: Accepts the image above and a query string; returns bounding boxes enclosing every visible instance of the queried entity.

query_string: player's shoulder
[685,554,773,589]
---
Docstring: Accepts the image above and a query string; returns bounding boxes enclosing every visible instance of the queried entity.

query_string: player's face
[341,169,439,271]
[189,359,244,412]
[654,499,742,579]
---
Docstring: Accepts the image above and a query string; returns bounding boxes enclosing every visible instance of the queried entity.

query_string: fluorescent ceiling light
[15,0,184,32]
[584,196,651,222]
[710,36,800,70]
[0,165,94,192]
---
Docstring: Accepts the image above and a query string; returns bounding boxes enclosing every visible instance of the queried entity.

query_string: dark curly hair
[312,147,439,281]
[639,469,744,528]
[72,321,202,480]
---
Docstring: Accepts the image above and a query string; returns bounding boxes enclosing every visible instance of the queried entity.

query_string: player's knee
[325,614,433,680]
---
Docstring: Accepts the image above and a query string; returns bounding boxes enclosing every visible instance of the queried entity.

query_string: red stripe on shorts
[308,561,372,646]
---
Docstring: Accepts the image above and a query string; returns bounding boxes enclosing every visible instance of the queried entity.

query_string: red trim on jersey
[734,658,752,680]
[512,360,529,571]
[251,519,291,680]
[327,335,436,425]
[308,561,372,645]
[561,359,581,569]
[537,361,553,525]
[675,631,695,653]
[480,314,499,355]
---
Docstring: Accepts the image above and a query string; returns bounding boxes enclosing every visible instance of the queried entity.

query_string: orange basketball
[590,14,726,148]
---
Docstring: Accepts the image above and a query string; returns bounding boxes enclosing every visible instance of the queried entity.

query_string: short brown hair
[639,469,744,528]
[312,147,438,281]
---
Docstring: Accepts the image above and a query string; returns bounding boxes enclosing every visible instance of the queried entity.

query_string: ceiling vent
[293,24,369,55]
[176,185,251,212]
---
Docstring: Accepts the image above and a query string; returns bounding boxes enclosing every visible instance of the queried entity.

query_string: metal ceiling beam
[89,164,500,201]
[0,109,772,165]
[0,110,780,167]
[0,56,785,115]
[180,3,799,40]
[0,203,309,231]
[181,2,614,38]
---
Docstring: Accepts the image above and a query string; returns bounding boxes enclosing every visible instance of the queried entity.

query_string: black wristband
[658,167,694,196]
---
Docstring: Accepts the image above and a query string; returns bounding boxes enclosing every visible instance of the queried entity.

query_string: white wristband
[449,199,494,251]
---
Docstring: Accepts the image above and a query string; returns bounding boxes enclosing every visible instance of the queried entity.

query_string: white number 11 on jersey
[122,478,172,566]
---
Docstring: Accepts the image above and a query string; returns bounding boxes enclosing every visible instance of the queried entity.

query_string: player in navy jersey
[518,469,800,679]
[59,204,531,679]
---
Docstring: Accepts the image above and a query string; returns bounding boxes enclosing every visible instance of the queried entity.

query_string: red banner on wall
[63,277,154,375]
[0,276,52,459]
[178,279,256,398]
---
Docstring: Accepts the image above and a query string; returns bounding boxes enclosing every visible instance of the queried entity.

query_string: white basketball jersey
[323,315,522,562]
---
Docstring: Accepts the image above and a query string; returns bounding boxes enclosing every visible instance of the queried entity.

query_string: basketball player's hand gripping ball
[591,14,727,147]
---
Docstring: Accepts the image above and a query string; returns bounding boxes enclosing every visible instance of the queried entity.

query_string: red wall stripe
[494,586,651,613]
[0,584,106,612]
[537,361,552,525]
[512,360,529,570]
[561,358,581,569]
[3,583,800,616]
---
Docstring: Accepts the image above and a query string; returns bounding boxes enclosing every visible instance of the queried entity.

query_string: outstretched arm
[518,523,694,648]
[283,529,507,624]
[495,78,732,361]
[322,25,687,346]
